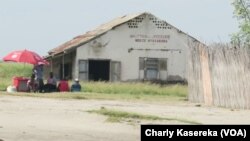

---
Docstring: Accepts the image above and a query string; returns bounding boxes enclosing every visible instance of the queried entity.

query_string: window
[145,58,159,80]
[139,57,167,80]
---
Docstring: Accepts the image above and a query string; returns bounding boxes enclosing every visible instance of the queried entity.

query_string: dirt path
[0,95,250,141]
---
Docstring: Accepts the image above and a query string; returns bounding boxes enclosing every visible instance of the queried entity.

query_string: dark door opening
[89,60,110,81]
[60,63,72,80]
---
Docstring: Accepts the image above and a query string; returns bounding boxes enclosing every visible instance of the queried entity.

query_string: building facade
[45,12,201,82]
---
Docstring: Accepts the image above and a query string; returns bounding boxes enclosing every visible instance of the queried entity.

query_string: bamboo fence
[188,44,250,109]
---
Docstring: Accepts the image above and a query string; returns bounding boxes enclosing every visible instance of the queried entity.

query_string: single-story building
[45,12,201,82]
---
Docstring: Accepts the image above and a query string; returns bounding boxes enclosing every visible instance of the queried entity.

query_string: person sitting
[71,78,82,92]
[57,78,70,92]
[27,74,38,92]
[43,72,57,93]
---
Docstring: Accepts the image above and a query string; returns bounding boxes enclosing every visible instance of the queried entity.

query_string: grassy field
[0,62,32,90]
[0,84,187,103]
[0,62,188,102]
[83,81,187,97]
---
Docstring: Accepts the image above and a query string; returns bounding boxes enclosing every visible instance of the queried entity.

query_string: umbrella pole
[50,57,53,72]
[62,53,65,79]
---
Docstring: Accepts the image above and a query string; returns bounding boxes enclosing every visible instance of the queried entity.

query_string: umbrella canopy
[3,49,46,65]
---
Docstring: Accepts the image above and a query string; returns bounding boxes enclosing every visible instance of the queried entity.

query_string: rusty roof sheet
[48,12,203,56]
[48,12,146,56]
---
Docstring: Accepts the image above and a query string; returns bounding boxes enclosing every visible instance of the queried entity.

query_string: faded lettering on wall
[130,34,170,43]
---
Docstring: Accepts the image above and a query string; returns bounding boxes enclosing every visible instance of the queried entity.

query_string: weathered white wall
[76,14,195,82]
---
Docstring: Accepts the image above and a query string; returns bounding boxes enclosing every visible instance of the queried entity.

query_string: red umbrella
[3,49,46,65]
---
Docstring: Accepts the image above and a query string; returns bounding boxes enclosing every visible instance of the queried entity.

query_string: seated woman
[27,74,38,92]
[57,78,70,92]
[43,72,57,92]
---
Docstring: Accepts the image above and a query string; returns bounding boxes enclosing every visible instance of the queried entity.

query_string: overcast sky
[0,0,238,58]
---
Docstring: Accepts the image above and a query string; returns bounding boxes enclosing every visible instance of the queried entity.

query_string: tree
[231,0,250,47]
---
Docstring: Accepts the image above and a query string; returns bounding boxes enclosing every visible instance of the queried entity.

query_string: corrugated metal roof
[48,12,203,57]
[48,12,146,56]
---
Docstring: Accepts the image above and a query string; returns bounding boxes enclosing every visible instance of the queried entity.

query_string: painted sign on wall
[130,34,170,43]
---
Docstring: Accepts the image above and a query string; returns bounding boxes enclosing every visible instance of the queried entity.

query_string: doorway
[60,63,72,80]
[88,60,110,81]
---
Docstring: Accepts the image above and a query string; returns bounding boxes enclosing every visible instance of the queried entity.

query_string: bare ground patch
[0,95,250,141]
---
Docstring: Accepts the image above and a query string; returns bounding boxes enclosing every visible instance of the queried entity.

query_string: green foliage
[0,62,33,90]
[231,0,250,47]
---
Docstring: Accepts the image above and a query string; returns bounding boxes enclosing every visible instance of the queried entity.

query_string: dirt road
[0,95,250,141]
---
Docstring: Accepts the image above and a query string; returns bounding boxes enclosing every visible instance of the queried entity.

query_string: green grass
[0,62,187,102]
[0,91,186,103]
[0,92,87,99]
[0,62,32,90]
[82,81,187,97]
[88,107,201,124]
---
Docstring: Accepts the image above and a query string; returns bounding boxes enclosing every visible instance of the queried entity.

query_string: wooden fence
[188,44,250,109]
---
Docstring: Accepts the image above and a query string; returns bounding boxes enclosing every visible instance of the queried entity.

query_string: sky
[0,0,238,59]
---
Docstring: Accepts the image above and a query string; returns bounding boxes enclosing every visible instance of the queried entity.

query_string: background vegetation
[0,62,32,91]
[0,62,187,102]
[231,0,250,47]
[83,81,186,97]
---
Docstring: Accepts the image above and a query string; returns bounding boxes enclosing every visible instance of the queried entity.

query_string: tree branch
[239,0,250,21]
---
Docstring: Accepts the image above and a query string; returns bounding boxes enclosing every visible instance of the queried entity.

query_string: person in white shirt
[43,72,57,92]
